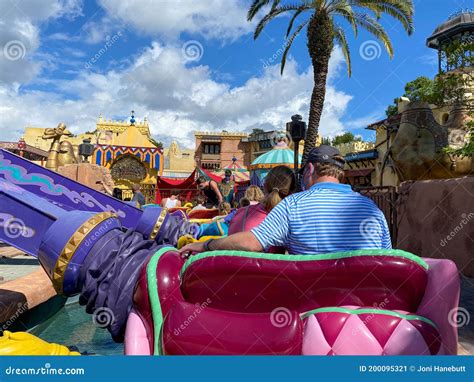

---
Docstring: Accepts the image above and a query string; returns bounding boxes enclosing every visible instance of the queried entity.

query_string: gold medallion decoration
[52,212,116,294]
[149,209,168,241]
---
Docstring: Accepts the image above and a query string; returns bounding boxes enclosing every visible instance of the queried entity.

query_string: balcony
[201,153,220,161]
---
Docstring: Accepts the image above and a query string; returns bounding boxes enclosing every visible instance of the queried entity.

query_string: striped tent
[250,142,300,182]
[209,162,250,182]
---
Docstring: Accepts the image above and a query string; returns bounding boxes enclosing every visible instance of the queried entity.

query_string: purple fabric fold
[77,212,192,342]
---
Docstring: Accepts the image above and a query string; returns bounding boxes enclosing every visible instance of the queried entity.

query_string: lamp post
[287,114,307,175]
[78,138,94,163]
[17,137,26,157]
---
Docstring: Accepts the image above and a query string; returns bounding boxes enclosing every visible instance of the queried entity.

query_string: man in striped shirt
[180,145,391,256]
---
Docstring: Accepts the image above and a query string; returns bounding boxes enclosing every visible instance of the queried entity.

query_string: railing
[355,185,398,246]
[201,153,220,161]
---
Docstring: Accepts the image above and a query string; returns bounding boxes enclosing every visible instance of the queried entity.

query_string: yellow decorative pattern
[149,209,168,241]
[52,212,116,294]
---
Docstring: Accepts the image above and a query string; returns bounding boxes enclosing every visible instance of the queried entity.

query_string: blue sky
[0,0,471,147]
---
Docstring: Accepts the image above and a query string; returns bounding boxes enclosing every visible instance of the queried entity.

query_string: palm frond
[254,4,312,39]
[331,1,358,37]
[281,20,309,74]
[286,9,306,37]
[353,12,393,57]
[247,0,281,21]
[350,0,414,34]
[334,26,352,76]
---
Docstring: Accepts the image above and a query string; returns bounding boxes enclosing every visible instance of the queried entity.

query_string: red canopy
[155,169,198,204]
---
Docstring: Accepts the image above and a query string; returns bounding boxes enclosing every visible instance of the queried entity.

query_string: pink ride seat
[126,249,460,355]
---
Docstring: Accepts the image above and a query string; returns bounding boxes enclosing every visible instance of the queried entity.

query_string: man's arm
[211,181,223,203]
[179,231,263,255]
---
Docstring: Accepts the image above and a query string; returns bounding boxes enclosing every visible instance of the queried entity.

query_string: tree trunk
[302,12,334,165]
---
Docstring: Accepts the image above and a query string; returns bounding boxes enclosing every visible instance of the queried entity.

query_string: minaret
[130,110,136,126]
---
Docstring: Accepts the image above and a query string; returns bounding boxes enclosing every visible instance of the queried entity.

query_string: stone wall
[57,163,115,193]
[396,176,474,276]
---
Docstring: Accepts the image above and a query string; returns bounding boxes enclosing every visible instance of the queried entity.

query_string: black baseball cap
[304,145,345,169]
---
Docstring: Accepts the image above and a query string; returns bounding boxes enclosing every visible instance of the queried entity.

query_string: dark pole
[293,139,300,174]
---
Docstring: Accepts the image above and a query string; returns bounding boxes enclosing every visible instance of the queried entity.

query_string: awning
[345,168,374,177]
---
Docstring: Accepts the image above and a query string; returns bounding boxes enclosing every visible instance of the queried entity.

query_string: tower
[426,9,473,74]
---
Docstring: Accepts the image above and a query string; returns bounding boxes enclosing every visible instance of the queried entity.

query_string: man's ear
[308,162,315,178]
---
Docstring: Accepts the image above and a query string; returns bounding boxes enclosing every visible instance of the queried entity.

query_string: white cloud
[0,40,354,147]
[0,0,83,85]
[97,0,253,41]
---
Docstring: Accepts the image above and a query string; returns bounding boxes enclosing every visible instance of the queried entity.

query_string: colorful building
[194,131,249,170]
[92,112,163,200]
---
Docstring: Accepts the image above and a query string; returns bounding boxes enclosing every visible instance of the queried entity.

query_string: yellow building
[92,112,163,200]
[162,141,195,178]
[22,112,164,201]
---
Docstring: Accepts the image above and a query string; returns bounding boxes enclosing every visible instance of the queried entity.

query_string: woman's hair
[218,202,231,215]
[196,176,207,185]
[244,185,264,203]
[170,189,179,197]
[239,197,250,207]
[262,166,296,212]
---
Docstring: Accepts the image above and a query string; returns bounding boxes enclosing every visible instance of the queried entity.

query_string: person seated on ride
[243,185,264,206]
[239,197,250,208]
[161,189,182,209]
[180,145,391,256]
[191,195,207,211]
[228,166,295,236]
[218,202,232,217]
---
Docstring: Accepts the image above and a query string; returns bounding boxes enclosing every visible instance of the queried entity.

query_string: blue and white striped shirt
[251,182,392,254]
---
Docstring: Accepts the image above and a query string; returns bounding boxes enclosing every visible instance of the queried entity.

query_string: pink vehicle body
[124,248,459,355]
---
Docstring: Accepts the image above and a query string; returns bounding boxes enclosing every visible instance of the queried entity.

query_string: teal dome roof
[251,143,302,167]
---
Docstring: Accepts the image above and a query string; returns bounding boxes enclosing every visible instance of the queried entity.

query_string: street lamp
[287,114,307,174]
[78,138,94,163]
[17,137,26,157]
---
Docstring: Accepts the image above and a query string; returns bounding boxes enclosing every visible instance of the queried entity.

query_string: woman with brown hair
[228,165,296,236]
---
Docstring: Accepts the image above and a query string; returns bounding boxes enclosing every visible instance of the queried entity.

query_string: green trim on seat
[301,307,438,329]
[180,249,428,278]
[147,246,174,356]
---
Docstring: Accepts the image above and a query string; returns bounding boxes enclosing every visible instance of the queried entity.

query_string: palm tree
[248,0,414,163]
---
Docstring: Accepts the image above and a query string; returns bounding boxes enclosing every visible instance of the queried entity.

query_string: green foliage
[385,102,399,118]
[149,137,163,150]
[251,128,265,136]
[324,132,362,146]
[321,137,332,146]
[403,76,436,102]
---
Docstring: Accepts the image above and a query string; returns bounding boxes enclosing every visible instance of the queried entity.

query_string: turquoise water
[29,297,124,355]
